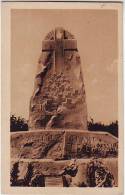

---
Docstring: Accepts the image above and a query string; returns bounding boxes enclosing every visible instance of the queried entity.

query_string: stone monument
[29,27,88,130]
[10,27,118,187]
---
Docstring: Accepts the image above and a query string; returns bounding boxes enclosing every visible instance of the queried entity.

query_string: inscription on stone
[11,130,118,160]
[11,131,65,160]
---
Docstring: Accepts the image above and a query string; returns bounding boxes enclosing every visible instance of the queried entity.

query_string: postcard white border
[1,2,123,195]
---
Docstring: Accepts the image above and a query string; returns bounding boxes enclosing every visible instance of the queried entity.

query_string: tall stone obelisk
[29,27,88,130]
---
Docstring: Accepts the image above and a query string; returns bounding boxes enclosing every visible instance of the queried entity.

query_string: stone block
[10,158,118,187]
[11,130,65,160]
[11,130,118,160]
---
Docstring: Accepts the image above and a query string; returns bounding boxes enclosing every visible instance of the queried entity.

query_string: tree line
[10,115,28,132]
[10,115,118,137]
[87,118,118,137]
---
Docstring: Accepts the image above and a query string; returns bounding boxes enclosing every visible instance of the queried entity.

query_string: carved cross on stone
[29,27,88,130]
[42,27,77,73]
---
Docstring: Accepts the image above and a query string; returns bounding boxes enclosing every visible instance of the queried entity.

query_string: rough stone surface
[11,130,118,160]
[11,130,65,160]
[10,158,118,187]
[10,27,118,188]
[29,27,87,130]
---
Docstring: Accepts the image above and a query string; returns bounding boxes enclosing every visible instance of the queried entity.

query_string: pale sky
[11,9,118,123]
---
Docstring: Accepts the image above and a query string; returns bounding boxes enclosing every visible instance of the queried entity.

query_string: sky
[11,9,118,123]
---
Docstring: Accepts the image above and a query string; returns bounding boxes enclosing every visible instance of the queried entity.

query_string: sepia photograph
[1,1,123,194]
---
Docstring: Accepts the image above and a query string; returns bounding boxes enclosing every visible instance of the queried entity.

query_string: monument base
[11,129,118,160]
[10,129,118,187]
[11,158,118,187]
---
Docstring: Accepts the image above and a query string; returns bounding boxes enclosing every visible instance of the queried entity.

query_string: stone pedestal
[11,129,118,160]
[11,158,118,187]
[10,130,118,187]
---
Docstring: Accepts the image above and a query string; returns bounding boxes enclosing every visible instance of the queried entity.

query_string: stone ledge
[11,129,118,159]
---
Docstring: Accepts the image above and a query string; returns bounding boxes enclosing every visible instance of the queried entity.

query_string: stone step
[45,176,63,187]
